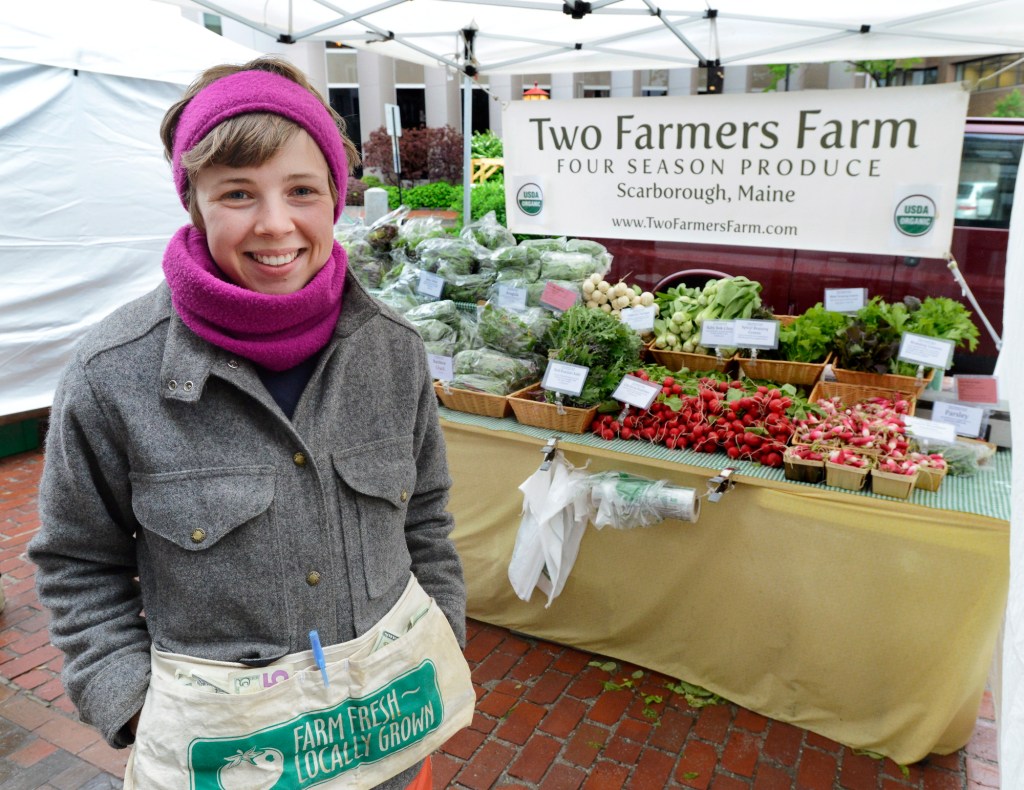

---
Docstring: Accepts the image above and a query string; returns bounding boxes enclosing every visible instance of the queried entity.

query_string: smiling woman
[28,55,473,790]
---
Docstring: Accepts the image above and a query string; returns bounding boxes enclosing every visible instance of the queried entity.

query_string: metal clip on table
[539,438,559,471]
[706,467,737,503]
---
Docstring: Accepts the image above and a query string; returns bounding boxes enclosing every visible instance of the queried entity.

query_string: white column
[722,65,751,94]
[827,61,859,90]
[610,71,640,98]
[668,68,698,96]
[424,65,461,129]
[550,72,578,100]
[486,75,522,136]
[355,50,396,148]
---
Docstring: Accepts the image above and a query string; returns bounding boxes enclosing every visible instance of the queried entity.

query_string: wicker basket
[783,447,825,484]
[507,385,598,434]
[809,381,917,416]
[736,354,829,388]
[870,469,919,499]
[647,343,735,374]
[434,381,512,419]
[825,461,870,491]
[831,366,934,396]
[915,465,947,492]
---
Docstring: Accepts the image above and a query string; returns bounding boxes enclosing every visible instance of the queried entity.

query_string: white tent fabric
[0,0,258,417]
[157,0,1024,74]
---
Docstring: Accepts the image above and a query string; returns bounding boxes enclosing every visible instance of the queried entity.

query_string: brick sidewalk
[0,446,1002,788]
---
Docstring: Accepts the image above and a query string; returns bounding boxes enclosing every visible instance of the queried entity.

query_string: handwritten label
[897,332,955,369]
[541,360,589,397]
[611,375,662,410]
[539,282,579,313]
[496,283,527,311]
[620,305,656,333]
[931,401,986,438]
[954,375,999,405]
[824,288,867,313]
[903,415,958,444]
[427,353,454,382]
[734,319,779,350]
[416,271,445,299]
[699,320,736,348]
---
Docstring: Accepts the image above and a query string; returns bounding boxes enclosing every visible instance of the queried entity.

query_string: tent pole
[463,71,472,226]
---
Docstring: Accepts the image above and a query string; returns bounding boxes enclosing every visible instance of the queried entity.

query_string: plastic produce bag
[508,450,591,607]
[460,210,517,250]
[585,472,700,528]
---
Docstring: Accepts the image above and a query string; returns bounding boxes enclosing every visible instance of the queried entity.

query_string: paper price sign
[734,319,779,350]
[897,332,955,370]
[699,320,737,348]
[541,360,589,397]
[539,281,579,313]
[416,271,445,299]
[612,374,662,410]
[903,415,957,444]
[824,288,867,313]
[931,401,986,438]
[427,354,454,382]
[496,283,527,311]
[955,375,999,405]
[620,305,656,333]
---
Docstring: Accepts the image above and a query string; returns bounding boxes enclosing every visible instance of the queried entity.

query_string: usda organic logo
[516,183,543,216]
[894,195,936,236]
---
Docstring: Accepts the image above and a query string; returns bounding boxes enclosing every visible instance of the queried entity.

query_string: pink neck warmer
[163,225,347,371]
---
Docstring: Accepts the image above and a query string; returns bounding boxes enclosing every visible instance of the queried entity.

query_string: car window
[955,133,1024,228]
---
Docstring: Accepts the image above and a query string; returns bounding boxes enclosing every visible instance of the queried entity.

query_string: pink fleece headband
[172,69,347,221]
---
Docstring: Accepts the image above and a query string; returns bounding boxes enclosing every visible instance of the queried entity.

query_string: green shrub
[471,130,504,159]
[404,181,459,210]
[449,178,507,227]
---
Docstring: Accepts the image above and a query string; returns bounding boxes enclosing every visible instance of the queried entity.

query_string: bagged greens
[478,303,555,356]
[461,210,517,250]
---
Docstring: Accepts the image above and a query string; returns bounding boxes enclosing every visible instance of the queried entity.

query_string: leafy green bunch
[772,305,851,363]
[547,305,644,408]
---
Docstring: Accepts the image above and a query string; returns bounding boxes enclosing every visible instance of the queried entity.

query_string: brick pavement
[0,445,1003,789]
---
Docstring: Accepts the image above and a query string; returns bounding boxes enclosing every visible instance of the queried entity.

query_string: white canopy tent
[0,0,258,418]
[3,0,1024,780]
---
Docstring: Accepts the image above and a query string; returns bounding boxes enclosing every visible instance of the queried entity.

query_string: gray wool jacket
[28,272,466,775]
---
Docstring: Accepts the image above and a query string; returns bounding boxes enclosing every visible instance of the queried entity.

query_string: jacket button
[306,571,322,586]
[183,381,194,392]
[400,490,409,502]
[293,452,307,466]
[167,380,177,391]
[190,528,207,543]
[227,359,239,369]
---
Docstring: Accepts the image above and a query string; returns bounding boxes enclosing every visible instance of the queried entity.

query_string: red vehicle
[595,118,1023,375]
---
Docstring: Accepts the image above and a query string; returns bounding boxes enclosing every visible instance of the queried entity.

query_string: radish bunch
[793,396,911,455]
[875,456,920,475]
[826,447,873,469]
[906,451,948,471]
[591,370,801,467]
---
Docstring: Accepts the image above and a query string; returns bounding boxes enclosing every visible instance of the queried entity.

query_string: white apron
[124,575,474,789]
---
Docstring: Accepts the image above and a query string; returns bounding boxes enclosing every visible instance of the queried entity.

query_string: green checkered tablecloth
[438,406,1011,522]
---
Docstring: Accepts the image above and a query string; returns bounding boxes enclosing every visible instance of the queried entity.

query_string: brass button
[400,490,409,502]
[190,528,207,543]
[293,452,307,466]
[306,570,322,586]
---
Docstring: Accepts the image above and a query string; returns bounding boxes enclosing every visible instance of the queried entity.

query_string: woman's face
[193,130,335,295]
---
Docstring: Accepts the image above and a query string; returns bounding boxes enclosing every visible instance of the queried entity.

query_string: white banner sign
[503,84,968,257]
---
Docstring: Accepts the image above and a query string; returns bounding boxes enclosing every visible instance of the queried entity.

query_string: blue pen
[309,630,329,688]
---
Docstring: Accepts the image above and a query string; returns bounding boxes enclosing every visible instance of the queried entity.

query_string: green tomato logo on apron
[188,661,444,789]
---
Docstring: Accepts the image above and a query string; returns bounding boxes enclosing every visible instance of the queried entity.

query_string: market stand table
[438,407,1010,765]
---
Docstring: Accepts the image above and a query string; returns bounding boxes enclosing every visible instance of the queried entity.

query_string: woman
[29,56,472,789]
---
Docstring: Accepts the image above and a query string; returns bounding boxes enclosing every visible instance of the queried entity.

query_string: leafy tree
[847,58,922,87]
[362,125,463,185]
[992,89,1024,117]
[762,64,798,92]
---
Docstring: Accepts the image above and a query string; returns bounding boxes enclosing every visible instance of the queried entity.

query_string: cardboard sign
[699,320,736,348]
[824,288,867,313]
[897,332,955,370]
[611,374,662,410]
[427,354,454,382]
[734,319,779,350]
[539,282,579,312]
[542,360,589,397]
[931,401,986,438]
[417,271,445,299]
[620,305,656,332]
[954,375,999,405]
[497,283,528,311]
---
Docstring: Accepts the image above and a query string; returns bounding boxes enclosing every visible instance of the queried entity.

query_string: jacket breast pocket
[130,466,286,656]
[332,436,417,599]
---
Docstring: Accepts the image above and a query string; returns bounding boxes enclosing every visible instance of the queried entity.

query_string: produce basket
[507,385,598,434]
[736,354,829,388]
[434,381,512,419]
[915,465,947,492]
[825,461,870,492]
[870,469,919,499]
[647,343,735,374]
[831,366,934,397]
[808,381,917,416]
[783,446,825,484]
